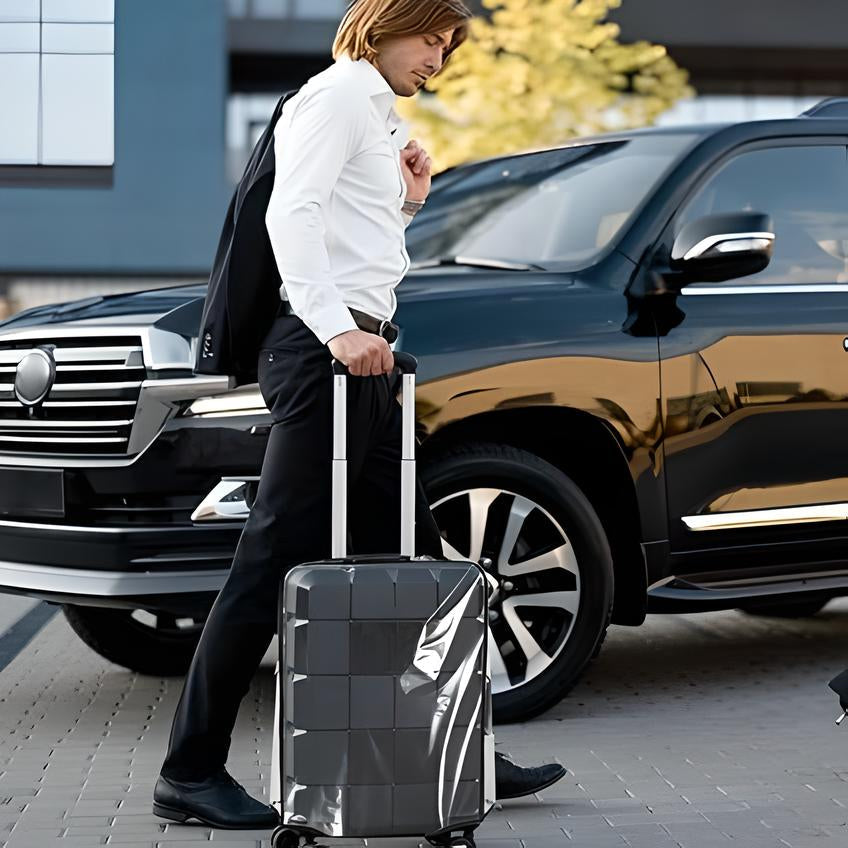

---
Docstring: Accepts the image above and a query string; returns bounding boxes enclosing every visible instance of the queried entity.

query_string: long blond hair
[332,0,472,72]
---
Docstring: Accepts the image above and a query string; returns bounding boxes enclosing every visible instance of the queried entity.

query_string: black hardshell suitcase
[270,353,495,848]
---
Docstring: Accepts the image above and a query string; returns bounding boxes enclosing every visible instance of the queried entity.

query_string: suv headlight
[182,387,269,418]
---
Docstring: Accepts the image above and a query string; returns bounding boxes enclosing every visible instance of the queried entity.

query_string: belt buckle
[379,319,398,344]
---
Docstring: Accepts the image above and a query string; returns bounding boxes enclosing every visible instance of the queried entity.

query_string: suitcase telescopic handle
[329,352,420,560]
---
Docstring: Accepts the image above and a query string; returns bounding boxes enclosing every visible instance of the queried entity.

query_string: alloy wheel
[430,487,581,695]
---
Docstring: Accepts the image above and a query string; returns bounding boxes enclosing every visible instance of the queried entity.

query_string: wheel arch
[420,406,647,626]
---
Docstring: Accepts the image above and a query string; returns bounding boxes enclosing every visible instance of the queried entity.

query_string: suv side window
[675,145,848,285]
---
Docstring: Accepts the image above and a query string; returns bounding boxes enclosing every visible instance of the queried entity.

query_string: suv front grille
[0,335,145,455]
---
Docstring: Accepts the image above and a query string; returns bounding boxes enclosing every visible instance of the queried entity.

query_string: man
[154,0,566,830]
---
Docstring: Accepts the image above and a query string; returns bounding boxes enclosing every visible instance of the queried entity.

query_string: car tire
[62,605,204,675]
[739,597,829,619]
[420,441,614,723]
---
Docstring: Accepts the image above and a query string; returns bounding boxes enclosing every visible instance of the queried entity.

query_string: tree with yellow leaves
[398,0,694,170]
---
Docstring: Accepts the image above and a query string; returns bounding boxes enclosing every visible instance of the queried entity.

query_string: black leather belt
[278,299,399,344]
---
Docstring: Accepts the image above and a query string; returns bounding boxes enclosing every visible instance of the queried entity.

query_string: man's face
[373,28,456,97]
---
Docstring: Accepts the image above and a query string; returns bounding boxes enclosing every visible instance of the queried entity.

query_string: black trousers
[161,315,445,781]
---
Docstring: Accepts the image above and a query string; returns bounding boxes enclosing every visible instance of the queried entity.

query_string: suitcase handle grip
[331,351,418,376]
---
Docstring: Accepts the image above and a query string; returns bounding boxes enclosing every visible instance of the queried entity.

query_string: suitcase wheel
[271,827,306,848]
[428,830,476,848]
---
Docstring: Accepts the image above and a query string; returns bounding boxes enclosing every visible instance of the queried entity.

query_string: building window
[226,93,278,183]
[291,0,345,17]
[226,0,347,19]
[0,0,114,166]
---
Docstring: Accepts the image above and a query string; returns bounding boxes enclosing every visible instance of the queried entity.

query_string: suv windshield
[406,133,698,270]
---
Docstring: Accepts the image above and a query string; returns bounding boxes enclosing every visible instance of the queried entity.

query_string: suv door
[657,140,848,578]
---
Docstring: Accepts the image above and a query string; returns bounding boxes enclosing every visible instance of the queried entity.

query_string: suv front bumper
[0,393,271,613]
[0,513,242,613]
[0,557,228,606]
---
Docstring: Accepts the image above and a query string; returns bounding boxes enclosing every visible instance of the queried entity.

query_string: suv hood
[0,283,210,331]
[0,269,577,334]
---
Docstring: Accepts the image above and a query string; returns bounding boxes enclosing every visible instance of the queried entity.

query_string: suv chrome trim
[9,380,144,392]
[0,325,195,372]
[648,571,848,603]
[0,517,244,533]
[0,323,232,462]
[683,284,848,296]
[191,477,260,522]
[0,435,126,444]
[0,400,136,408]
[683,502,848,531]
[0,372,231,468]
[0,345,143,365]
[0,329,147,455]
[0,559,229,596]
[52,364,142,372]
[679,231,774,261]
[0,418,134,428]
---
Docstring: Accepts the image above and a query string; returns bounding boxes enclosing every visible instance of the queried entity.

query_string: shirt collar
[335,53,406,132]
[333,54,410,149]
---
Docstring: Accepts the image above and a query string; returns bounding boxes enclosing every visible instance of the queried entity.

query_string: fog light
[183,388,268,418]
[191,478,259,522]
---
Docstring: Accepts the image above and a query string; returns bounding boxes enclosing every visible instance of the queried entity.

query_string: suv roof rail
[799,97,848,118]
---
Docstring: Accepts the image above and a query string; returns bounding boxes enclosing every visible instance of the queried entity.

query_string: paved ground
[1,598,848,848]
[0,597,37,643]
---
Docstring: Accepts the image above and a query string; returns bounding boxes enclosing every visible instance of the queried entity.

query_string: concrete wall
[0,0,231,276]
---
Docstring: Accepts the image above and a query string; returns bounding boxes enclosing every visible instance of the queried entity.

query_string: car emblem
[14,347,56,408]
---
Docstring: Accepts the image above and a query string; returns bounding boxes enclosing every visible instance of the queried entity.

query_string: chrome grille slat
[0,364,145,373]
[0,334,144,456]
[0,436,127,444]
[0,419,133,428]
[55,365,145,373]
[0,381,142,392]
[36,381,143,391]
[0,400,136,407]
[49,399,136,406]
[0,346,143,365]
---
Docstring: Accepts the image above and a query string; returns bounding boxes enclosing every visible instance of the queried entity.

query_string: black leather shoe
[494,751,567,800]
[153,768,280,829]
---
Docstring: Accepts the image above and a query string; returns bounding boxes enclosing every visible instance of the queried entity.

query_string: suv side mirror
[670,212,775,284]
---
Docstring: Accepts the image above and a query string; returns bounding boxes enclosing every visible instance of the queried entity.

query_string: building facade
[0,0,229,314]
[0,0,845,313]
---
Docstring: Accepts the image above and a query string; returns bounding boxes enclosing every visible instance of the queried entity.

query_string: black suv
[1,98,846,722]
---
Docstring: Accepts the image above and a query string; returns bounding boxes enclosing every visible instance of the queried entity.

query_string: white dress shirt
[265,54,414,346]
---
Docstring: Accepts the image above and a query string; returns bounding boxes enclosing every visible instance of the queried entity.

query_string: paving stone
[204,843,263,848]
[4,604,848,847]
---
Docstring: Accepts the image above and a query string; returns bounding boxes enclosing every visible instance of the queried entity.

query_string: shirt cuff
[305,303,359,346]
[402,210,415,228]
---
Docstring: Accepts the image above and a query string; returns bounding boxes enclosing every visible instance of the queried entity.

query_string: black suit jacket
[194,90,297,387]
